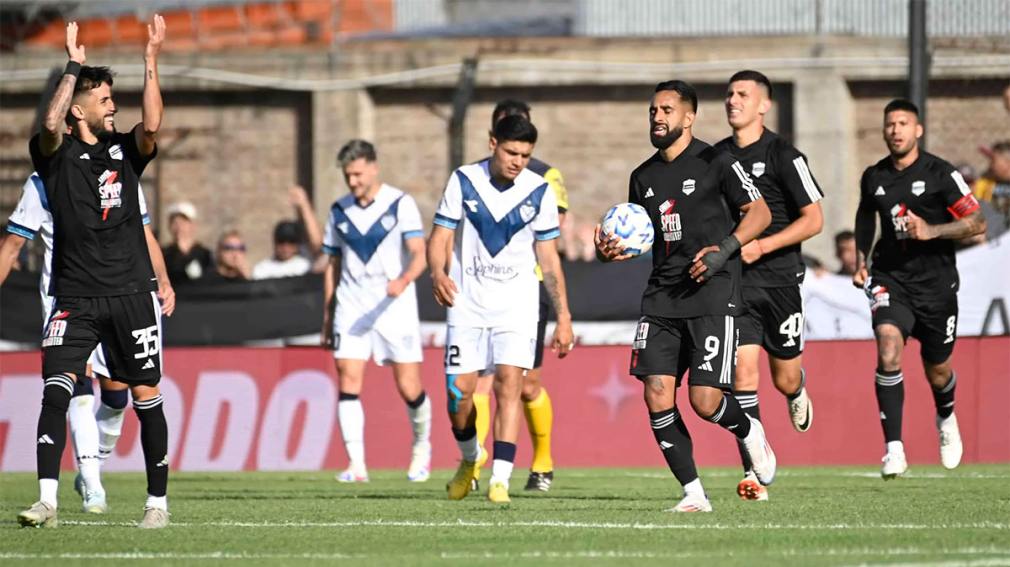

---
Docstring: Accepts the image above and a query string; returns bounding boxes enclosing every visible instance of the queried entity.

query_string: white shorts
[444,325,537,375]
[333,326,423,365]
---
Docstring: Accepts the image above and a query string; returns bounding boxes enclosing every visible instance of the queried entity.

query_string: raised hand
[66,22,86,64]
[145,14,166,59]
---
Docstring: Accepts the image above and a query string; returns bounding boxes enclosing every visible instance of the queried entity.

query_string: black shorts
[866,273,959,364]
[533,283,551,369]
[42,292,163,385]
[629,314,737,390]
[737,285,805,360]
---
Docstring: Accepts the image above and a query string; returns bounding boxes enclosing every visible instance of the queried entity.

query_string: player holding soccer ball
[596,80,772,513]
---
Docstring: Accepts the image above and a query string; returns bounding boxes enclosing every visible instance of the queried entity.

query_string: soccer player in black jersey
[713,70,824,502]
[468,100,570,493]
[853,99,985,479]
[18,17,172,529]
[596,80,774,512]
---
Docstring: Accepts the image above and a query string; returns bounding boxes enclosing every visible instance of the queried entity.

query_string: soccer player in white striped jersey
[0,171,174,513]
[321,140,432,483]
[427,115,574,504]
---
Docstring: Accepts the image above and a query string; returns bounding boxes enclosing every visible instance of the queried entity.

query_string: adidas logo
[875,186,885,196]
[156,456,169,468]
[697,361,713,372]
[644,187,655,198]
[79,153,90,160]
[37,434,54,445]
[141,358,156,370]
[728,424,739,431]
[658,441,674,450]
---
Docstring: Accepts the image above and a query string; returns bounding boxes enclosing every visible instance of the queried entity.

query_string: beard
[650,126,684,150]
[87,116,115,142]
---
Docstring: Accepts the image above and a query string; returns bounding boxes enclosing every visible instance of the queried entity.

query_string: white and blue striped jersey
[6,172,150,317]
[434,160,560,328]
[323,184,424,336]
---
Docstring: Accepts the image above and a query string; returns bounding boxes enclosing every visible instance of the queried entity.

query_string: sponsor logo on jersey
[464,256,517,282]
[911,180,926,196]
[875,186,886,196]
[682,179,696,195]
[751,162,766,177]
[890,203,909,239]
[658,199,681,242]
[109,144,123,161]
[97,170,123,220]
[644,187,655,198]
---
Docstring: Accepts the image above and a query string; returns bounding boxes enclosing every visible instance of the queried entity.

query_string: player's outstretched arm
[690,198,771,283]
[906,209,986,241]
[389,236,427,298]
[742,201,823,264]
[852,196,876,288]
[535,238,574,358]
[426,225,457,307]
[39,23,86,156]
[321,255,340,347]
[136,14,165,157]
[0,234,28,286]
[290,186,323,256]
[144,225,175,316]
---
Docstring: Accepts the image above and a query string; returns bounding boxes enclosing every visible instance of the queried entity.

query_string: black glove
[699,235,741,280]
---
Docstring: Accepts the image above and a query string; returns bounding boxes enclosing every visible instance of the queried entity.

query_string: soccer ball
[600,202,654,256]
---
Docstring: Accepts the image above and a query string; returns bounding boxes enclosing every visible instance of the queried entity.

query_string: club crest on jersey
[98,170,123,217]
[519,201,537,223]
[109,144,123,161]
[911,180,926,196]
[751,162,766,177]
[380,214,396,231]
[682,179,696,195]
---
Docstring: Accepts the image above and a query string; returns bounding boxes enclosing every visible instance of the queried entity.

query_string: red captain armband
[947,194,980,219]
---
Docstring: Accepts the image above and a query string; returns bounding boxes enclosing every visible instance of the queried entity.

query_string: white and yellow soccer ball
[600,202,654,256]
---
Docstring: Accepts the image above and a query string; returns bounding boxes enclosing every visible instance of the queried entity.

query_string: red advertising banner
[1,338,1007,472]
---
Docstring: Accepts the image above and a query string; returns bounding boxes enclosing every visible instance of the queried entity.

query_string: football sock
[473,393,491,447]
[406,391,431,446]
[706,394,752,439]
[875,369,904,444]
[134,395,169,499]
[452,425,480,462]
[683,478,705,497]
[37,374,74,492]
[649,407,699,486]
[786,368,807,401]
[490,440,516,485]
[96,389,128,462]
[524,388,554,473]
[68,392,103,494]
[733,390,760,472]
[932,372,956,419]
[338,392,366,469]
[39,479,59,508]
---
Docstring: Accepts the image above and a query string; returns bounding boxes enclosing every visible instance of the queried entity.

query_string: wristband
[719,234,742,256]
[64,61,82,77]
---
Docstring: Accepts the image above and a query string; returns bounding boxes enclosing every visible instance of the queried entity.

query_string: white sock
[407,396,432,448]
[683,478,705,497]
[39,478,58,507]
[490,458,514,485]
[886,440,905,455]
[456,434,480,462]
[68,394,104,493]
[338,399,366,470]
[145,494,168,511]
[96,402,126,461]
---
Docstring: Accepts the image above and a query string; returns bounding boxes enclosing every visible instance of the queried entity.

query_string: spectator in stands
[252,185,323,279]
[834,230,857,276]
[162,201,213,283]
[972,142,1010,240]
[206,230,251,282]
[1003,83,1010,114]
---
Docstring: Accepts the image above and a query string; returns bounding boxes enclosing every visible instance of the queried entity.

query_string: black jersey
[714,129,823,287]
[29,130,158,297]
[859,151,979,286]
[628,137,763,318]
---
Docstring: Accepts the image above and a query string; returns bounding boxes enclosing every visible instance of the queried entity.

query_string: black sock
[492,440,516,463]
[649,407,698,485]
[134,395,169,498]
[705,394,752,439]
[37,374,74,480]
[786,369,806,401]
[875,369,904,443]
[407,391,427,409]
[733,391,760,471]
[932,372,956,419]
[451,425,476,441]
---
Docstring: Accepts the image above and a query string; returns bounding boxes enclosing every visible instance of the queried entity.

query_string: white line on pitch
[440,548,1010,560]
[59,519,1010,530]
[0,552,358,560]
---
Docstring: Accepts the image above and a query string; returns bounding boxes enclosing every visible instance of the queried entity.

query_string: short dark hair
[834,230,855,247]
[274,221,303,244]
[492,114,537,144]
[337,139,377,168]
[654,80,698,112]
[884,98,919,117]
[491,99,531,128]
[66,66,115,125]
[728,69,773,99]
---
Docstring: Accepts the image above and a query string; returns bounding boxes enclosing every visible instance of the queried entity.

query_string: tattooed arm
[136,14,166,158]
[40,23,86,156]
[535,238,574,358]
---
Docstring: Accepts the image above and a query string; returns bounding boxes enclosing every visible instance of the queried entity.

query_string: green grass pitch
[2,466,1009,566]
